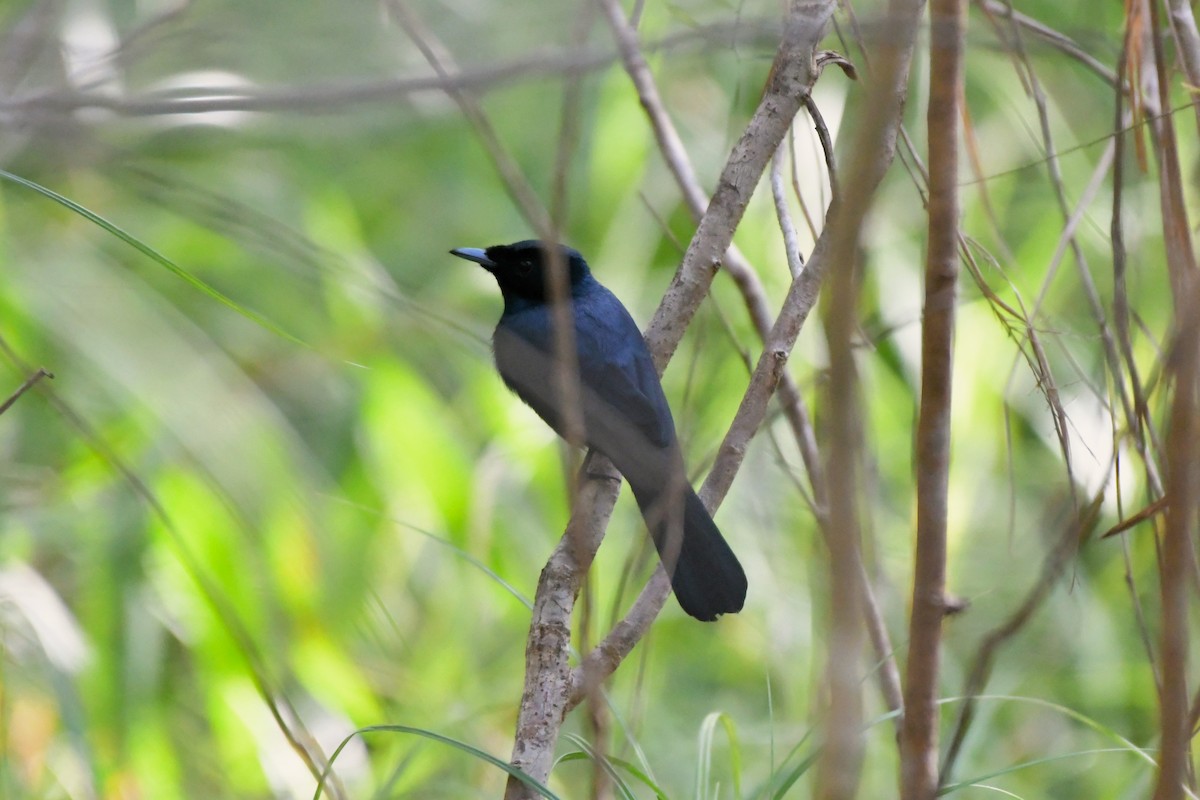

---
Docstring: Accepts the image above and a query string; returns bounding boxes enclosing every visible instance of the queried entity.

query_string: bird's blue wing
[574,288,675,450]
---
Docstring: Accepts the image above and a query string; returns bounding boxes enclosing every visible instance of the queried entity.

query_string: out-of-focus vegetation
[0,0,1193,797]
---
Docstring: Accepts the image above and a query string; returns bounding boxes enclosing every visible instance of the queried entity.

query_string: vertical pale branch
[1152,298,1198,800]
[1147,0,1199,795]
[382,7,606,797]
[900,0,963,797]
[805,0,927,794]
[545,9,612,793]
[815,239,866,800]
[505,471,620,800]
[385,0,588,474]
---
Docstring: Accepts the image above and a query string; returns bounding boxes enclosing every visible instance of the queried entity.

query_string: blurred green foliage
[0,0,1192,797]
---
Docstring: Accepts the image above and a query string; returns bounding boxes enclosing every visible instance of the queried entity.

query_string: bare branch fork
[501,1,841,796]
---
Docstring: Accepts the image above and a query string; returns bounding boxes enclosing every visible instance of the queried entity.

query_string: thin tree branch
[988,1,1145,505]
[1146,0,1199,793]
[1111,24,1164,501]
[0,367,53,416]
[814,230,865,800]
[975,0,1122,90]
[1163,0,1200,134]
[940,490,1105,783]
[805,0,928,795]
[504,468,622,800]
[0,20,780,118]
[899,0,963,796]
[1150,312,1197,800]
[771,141,806,279]
[377,9,605,799]
[639,2,835,372]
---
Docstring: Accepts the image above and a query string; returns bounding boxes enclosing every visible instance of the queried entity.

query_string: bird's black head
[450,240,592,307]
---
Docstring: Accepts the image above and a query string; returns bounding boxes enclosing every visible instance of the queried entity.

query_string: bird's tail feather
[630,481,747,621]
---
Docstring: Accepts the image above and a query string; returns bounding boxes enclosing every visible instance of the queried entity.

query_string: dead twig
[0,367,53,416]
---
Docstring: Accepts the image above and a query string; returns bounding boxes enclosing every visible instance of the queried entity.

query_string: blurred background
[0,0,1188,797]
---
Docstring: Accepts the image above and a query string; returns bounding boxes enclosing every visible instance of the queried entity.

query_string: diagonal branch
[500,4,839,793]
[640,1,835,371]
[563,0,839,702]
[0,367,53,416]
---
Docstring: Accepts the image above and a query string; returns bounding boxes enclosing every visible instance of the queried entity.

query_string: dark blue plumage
[451,240,746,620]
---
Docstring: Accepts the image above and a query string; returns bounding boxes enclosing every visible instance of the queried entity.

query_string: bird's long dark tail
[629,481,747,621]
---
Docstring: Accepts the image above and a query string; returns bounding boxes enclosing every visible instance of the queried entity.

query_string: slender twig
[378,10,606,799]
[1163,0,1200,133]
[975,0,1123,90]
[802,93,839,198]
[385,1,551,234]
[0,367,53,416]
[1111,24,1163,499]
[1096,37,1170,711]
[547,5,611,796]
[597,0,838,539]
[788,126,822,238]
[0,20,783,118]
[385,0,586,483]
[805,0,928,794]
[990,2,1141,511]
[940,490,1105,783]
[550,0,596,232]
[770,142,805,279]
[815,226,865,800]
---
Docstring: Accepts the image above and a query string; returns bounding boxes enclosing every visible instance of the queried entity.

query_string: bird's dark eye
[517,259,534,275]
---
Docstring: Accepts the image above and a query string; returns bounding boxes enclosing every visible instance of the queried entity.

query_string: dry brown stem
[898,1,964,796]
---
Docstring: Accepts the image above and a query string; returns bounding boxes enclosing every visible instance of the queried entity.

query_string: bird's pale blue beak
[450,247,497,270]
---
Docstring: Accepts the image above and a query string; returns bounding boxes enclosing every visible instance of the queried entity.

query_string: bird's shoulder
[573,281,674,447]
[571,281,646,356]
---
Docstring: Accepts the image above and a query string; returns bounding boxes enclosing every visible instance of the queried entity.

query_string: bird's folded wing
[585,350,674,450]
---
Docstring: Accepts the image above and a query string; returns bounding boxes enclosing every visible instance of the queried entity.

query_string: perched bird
[451,240,746,620]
